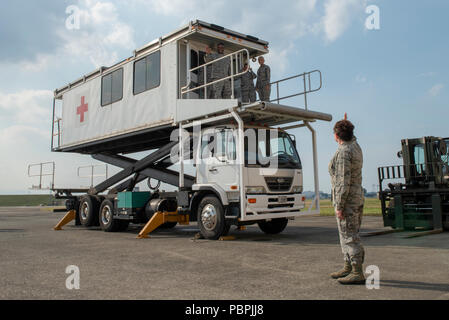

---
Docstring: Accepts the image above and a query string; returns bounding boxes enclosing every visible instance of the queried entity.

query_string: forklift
[377,136,449,236]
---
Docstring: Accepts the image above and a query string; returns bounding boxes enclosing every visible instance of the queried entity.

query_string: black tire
[78,195,100,227]
[144,199,178,229]
[197,196,227,240]
[257,218,288,234]
[99,199,128,232]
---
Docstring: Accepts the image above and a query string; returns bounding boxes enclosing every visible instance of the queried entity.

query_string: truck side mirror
[397,151,403,159]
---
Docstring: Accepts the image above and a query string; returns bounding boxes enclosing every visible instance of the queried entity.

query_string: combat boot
[330,261,352,279]
[338,263,366,285]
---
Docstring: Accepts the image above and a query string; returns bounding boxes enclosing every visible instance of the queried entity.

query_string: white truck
[47,20,332,239]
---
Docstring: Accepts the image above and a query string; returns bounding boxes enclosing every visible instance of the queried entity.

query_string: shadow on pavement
[380,280,449,293]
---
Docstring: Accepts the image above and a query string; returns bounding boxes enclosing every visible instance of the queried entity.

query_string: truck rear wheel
[78,195,100,227]
[257,218,288,234]
[99,199,129,232]
[197,196,229,240]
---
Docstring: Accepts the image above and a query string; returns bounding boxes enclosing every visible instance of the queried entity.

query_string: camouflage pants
[336,205,365,265]
[242,89,256,103]
[213,80,231,99]
[257,85,271,102]
[201,84,214,99]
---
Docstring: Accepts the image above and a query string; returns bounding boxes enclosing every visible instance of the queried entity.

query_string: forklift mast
[400,136,449,188]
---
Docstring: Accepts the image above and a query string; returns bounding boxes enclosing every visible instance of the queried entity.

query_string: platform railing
[51,98,63,150]
[269,70,322,110]
[28,162,55,190]
[181,48,250,99]
[77,164,109,188]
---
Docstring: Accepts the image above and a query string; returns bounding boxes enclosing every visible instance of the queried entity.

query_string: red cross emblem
[76,96,88,123]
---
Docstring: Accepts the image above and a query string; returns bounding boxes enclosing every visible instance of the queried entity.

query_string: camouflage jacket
[256,64,271,89]
[328,136,364,210]
[238,68,256,91]
[204,53,231,80]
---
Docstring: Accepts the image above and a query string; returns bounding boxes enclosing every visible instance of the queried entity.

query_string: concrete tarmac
[0,207,448,299]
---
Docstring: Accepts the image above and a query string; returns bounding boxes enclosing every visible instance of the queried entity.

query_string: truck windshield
[245,129,301,169]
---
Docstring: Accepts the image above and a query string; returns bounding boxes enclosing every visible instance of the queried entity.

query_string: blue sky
[0,0,448,194]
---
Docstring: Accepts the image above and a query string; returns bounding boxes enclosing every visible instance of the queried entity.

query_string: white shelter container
[52,20,270,154]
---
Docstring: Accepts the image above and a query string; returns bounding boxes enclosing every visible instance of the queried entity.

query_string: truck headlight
[245,186,266,194]
[292,186,303,193]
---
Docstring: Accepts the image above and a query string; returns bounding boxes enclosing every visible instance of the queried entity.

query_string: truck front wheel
[258,218,288,234]
[197,196,229,240]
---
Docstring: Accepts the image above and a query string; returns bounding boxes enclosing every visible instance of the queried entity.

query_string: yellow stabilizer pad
[137,211,189,239]
[53,210,76,230]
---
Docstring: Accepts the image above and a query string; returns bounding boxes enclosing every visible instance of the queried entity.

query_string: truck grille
[264,177,293,192]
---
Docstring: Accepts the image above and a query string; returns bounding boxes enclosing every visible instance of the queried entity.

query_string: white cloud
[0,90,53,125]
[0,89,107,193]
[322,0,365,42]
[21,0,136,71]
[355,74,367,83]
[429,83,444,97]
[418,71,436,77]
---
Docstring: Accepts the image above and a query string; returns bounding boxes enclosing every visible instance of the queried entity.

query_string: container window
[101,68,123,106]
[134,50,161,95]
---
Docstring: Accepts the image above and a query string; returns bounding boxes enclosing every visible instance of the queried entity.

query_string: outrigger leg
[53,210,76,230]
[137,211,189,239]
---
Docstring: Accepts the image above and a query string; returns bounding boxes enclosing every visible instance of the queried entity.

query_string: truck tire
[257,218,288,234]
[197,196,229,240]
[99,199,129,232]
[144,199,177,229]
[78,195,100,227]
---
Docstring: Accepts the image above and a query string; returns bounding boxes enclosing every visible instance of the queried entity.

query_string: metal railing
[28,162,55,190]
[52,117,62,149]
[378,162,449,192]
[269,70,322,109]
[181,48,250,99]
[51,98,62,150]
[77,164,109,188]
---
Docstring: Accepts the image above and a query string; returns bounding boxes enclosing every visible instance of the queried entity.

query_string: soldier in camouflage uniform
[328,119,366,285]
[204,43,231,99]
[256,56,271,101]
[238,63,257,103]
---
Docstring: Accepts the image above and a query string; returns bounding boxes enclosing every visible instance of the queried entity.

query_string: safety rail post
[269,70,322,107]
[305,121,320,214]
[28,162,55,190]
[51,97,55,150]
